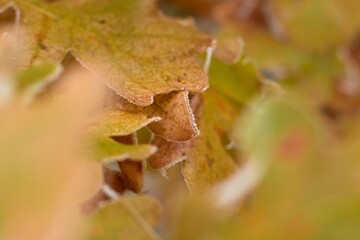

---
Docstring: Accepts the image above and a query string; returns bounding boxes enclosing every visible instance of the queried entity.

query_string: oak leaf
[0,0,211,106]
[87,109,160,162]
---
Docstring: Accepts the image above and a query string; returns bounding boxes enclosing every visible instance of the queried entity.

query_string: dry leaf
[148,136,188,170]
[118,160,144,193]
[117,90,199,142]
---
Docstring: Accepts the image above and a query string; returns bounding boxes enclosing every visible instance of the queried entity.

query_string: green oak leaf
[86,109,160,162]
[87,136,157,163]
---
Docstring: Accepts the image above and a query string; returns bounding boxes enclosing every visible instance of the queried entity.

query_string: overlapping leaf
[116,90,199,142]
[0,0,211,106]
[86,109,160,162]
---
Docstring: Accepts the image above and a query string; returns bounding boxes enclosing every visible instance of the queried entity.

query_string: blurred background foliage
[1,0,360,239]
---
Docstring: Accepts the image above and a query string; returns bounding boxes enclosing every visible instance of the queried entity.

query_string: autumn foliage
[1,0,360,239]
